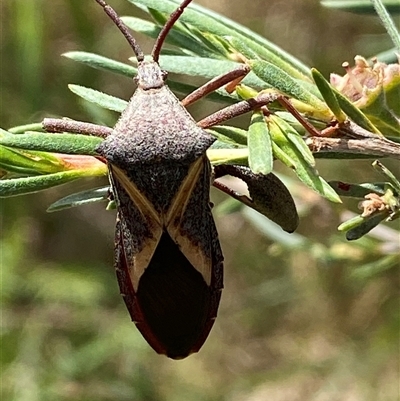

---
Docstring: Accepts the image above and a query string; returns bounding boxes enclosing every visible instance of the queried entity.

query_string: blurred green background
[1,1,399,400]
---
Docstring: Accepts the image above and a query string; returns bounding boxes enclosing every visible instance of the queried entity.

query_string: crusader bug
[43,0,299,359]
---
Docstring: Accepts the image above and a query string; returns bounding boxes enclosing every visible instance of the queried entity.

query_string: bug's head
[136,61,168,90]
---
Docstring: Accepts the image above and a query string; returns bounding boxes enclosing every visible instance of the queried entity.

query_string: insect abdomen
[137,232,214,359]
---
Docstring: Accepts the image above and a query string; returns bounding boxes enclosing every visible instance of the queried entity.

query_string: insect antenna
[94,0,144,62]
[151,0,193,62]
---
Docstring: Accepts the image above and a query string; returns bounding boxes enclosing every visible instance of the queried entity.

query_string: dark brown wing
[110,158,223,359]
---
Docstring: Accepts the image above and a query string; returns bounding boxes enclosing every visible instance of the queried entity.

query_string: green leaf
[64,52,231,103]
[373,160,400,192]
[207,126,248,146]
[321,0,400,14]
[374,47,399,64]
[271,141,296,168]
[366,108,400,137]
[64,51,137,78]
[207,148,248,165]
[332,88,383,135]
[157,55,265,88]
[312,68,347,122]
[225,36,261,61]
[7,123,44,134]
[0,170,91,197]
[249,60,328,112]
[358,82,400,136]
[68,84,127,113]
[0,132,103,155]
[365,0,400,52]
[273,116,315,166]
[122,16,211,58]
[228,36,311,81]
[150,6,235,59]
[342,213,388,240]
[247,111,273,175]
[0,146,69,175]
[329,181,388,197]
[129,0,311,77]
[188,29,232,58]
[47,186,110,212]
[0,128,13,139]
[268,116,341,203]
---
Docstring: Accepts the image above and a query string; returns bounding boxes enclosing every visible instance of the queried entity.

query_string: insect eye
[161,70,168,81]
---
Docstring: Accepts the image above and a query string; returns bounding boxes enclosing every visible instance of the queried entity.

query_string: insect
[43,0,299,359]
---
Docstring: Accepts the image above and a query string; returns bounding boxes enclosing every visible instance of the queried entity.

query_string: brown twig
[305,137,400,159]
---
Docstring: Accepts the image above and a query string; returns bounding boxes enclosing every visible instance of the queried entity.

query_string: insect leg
[213,165,299,233]
[43,118,112,138]
[180,64,250,107]
[197,93,321,137]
